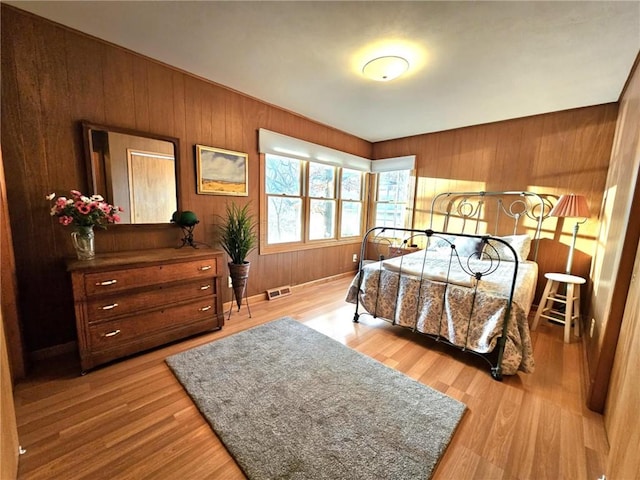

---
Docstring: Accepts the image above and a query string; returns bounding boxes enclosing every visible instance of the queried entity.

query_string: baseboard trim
[30,341,77,361]
[292,271,355,290]
[222,271,355,310]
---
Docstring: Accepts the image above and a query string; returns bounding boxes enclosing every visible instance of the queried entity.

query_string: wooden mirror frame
[81,121,181,226]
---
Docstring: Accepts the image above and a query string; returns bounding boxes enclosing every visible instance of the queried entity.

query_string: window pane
[266,155,301,195]
[341,169,362,201]
[268,196,302,243]
[375,202,406,228]
[309,163,335,198]
[377,170,410,202]
[341,201,362,237]
[309,199,335,240]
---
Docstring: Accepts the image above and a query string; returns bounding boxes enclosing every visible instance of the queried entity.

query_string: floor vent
[266,285,292,300]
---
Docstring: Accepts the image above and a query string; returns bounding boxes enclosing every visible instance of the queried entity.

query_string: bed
[346,191,553,379]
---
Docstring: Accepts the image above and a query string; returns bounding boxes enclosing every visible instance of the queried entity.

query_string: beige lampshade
[549,194,590,218]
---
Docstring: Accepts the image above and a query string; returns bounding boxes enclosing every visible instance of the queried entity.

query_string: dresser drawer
[83,257,218,296]
[87,300,217,351]
[86,279,217,322]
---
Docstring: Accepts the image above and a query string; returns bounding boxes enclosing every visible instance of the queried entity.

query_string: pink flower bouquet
[46,190,122,228]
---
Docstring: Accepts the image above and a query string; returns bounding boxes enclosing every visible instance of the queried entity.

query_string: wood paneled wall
[589,53,640,414]
[0,5,370,353]
[0,307,19,480]
[372,105,619,302]
[605,241,640,479]
[0,146,25,380]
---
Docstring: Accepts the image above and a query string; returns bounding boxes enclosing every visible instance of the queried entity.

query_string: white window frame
[261,154,367,254]
[368,164,416,241]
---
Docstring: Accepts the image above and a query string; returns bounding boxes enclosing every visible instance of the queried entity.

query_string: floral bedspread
[345,251,537,375]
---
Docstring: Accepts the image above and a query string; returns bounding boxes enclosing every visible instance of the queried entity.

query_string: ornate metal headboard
[428,190,554,261]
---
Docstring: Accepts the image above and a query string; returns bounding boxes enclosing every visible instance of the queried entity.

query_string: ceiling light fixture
[362,56,409,82]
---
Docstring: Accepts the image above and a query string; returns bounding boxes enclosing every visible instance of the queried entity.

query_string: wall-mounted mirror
[82,122,180,225]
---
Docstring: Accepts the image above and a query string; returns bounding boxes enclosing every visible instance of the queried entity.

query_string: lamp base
[177,225,198,249]
[565,221,583,275]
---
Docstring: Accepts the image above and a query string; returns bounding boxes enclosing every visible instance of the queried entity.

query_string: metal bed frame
[351,191,552,379]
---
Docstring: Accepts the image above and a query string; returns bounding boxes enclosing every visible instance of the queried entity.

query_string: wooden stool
[532,273,586,343]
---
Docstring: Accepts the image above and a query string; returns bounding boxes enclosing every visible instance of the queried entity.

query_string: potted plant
[216,202,257,311]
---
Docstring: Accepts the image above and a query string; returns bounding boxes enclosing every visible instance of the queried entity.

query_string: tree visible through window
[265,155,302,244]
[374,170,411,231]
[309,163,336,240]
[341,169,363,237]
[264,154,365,249]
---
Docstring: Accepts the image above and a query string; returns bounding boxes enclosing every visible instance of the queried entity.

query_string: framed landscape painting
[195,145,248,196]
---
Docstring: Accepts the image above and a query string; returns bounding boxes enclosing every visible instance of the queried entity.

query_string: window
[259,129,414,253]
[308,163,336,240]
[263,154,365,251]
[265,155,303,244]
[340,169,364,237]
[372,169,411,232]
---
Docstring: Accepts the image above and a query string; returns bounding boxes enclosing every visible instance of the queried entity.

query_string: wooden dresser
[67,248,224,373]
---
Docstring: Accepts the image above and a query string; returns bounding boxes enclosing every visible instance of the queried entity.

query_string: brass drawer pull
[101,303,119,310]
[198,265,212,271]
[96,279,118,286]
[103,329,121,338]
[200,284,211,290]
[199,305,212,312]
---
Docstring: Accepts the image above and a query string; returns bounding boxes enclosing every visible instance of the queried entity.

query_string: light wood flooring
[13,276,608,479]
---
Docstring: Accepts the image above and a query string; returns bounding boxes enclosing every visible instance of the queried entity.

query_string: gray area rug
[166,317,466,479]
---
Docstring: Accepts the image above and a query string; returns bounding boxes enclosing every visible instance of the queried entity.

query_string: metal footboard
[352,226,519,380]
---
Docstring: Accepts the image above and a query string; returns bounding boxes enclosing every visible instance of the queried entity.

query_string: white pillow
[426,235,484,257]
[426,235,450,249]
[483,234,531,262]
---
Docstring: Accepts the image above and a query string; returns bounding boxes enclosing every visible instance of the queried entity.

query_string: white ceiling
[7,1,640,142]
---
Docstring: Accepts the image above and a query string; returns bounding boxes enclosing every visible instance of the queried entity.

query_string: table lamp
[549,194,590,274]
[171,210,200,248]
